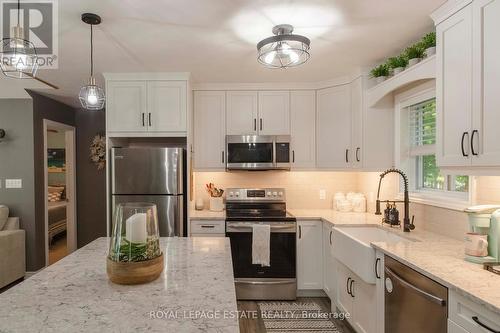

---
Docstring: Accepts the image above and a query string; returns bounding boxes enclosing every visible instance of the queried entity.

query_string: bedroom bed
[48,186,67,244]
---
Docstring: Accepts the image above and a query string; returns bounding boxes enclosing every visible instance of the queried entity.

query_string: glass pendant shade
[257,24,310,69]
[0,26,38,78]
[79,76,105,110]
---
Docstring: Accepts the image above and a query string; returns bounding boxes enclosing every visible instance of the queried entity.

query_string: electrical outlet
[319,189,326,200]
[5,179,22,189]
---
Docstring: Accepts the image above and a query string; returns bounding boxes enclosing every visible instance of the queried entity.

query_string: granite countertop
[288,209,500,315]
[189,208,226,220]
[0,237,239,333]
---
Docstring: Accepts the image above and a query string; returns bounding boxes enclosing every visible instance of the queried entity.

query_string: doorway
[43,120,77,266]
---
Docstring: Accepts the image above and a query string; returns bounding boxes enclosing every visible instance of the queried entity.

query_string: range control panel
[226,188,286,201]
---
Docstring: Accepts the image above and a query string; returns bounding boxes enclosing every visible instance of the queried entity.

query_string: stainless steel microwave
[226,135,291,170]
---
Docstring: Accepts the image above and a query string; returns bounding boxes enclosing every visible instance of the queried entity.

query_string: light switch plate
[5,179,22,189]
[319,189,326,200]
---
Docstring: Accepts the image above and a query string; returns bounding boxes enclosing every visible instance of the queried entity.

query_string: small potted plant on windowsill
[370,63,389,84]
[387,55,408,76]
[405,44,425,67]
[420,32,436,57]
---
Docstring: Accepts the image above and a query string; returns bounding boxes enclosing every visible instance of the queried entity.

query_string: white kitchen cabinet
[350,77,363,169]
[375,251,385,333]
[193,91,226,170]
[316,85,352,169]
[226,91,258,135]
[448,320,469,333]
[436,4,473,167]
[322,222,336,300]
[147,81,187,133]
[258,91,290,135]
[471,0,500,166]
[290,90,316,169]
[335,260,377,333]
[297,220,323,290]
[106,81,147,133]
[190,219,225,237]
[449,289,500,333]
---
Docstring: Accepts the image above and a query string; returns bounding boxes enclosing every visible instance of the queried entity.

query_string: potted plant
[404,44,425,66]
[386,55,408,76]
[370,63,389,84]
[420,32,436,57]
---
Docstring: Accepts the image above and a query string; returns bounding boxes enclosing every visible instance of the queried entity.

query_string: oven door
[226,221,297,300]
[226,135,274,170]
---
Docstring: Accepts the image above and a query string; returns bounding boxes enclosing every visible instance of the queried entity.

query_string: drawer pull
[472,316,499,333]
[375,258,381,279]
[200,225,215,228]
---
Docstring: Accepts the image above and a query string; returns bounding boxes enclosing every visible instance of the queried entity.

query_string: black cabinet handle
[142,113,145,127]
[148,113,152,127]
[329,230,332,245]
[346,277,352,295]
[375,258,381,279]
[298,225,301,239]
[292,150,295,163]
[345,149,349,163]
[254,118,257,131]
[201,225,215,229]
[260,118,263,131]
[471,130,479,156]
[356,147,360,162]
[222,151,225,164]
[461,132,469,157]
[350,279,355,297]
[472,316,499,333]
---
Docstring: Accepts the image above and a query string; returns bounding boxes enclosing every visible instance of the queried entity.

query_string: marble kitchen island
[0,237,239,333]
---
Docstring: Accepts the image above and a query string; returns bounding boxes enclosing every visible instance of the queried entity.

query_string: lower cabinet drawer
[449,291,500,333]
[448,320,469,333]
[190,220,225,234]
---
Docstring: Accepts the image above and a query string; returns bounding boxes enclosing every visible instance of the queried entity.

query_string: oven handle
[227,223,295,232]
[384,267,446,306]
[235,280,295,286]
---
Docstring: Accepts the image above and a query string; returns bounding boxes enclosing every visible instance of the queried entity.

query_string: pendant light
[79,13,105,111]
[0,0,38,78]
[257,24,310,69]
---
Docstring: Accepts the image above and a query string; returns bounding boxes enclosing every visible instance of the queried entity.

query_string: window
[396,86,472,209]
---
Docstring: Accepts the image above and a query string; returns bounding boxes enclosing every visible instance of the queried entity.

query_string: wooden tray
[107,253,164,285]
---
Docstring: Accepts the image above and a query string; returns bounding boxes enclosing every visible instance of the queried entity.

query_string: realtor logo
[1,0,58,69]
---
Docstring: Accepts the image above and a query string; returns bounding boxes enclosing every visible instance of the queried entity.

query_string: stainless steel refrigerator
[111,147,186,237]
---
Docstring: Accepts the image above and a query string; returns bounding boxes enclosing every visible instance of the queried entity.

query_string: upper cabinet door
[472,0,500,166]
[147,81,187,133]
[436,5,473,167]
[316,85,352,169]
[193,91,226,170]
[226,91,258,135]
[350,77,363,169]
[106,81,147,133]
[290,90,316,169]
[258,91,290,135]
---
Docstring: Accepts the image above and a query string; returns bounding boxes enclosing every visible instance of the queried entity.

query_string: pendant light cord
[90,24,94,77]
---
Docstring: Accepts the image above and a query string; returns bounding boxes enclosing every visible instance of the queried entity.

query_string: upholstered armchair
[0,214,26,288]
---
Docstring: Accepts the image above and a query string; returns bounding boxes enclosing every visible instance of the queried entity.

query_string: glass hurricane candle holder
[107,202,163,284]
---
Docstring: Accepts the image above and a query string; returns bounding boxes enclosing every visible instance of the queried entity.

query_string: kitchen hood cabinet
[193,91,226,170]
[104,73,189,137]
[434,0,500,170]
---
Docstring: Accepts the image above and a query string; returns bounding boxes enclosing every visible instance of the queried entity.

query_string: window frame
[394,81,474,211]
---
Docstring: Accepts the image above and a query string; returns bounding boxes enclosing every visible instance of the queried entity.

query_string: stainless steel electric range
[225,188,297,300]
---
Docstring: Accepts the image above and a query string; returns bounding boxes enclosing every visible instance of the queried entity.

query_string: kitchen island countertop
[0,237,238,333]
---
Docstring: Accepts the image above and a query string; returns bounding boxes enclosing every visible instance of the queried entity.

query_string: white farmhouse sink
[332,226,414,284]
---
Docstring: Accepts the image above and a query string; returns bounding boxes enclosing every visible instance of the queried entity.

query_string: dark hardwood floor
[237,297,355,333]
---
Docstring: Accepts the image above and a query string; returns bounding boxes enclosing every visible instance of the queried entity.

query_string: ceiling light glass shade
[79,77,105,111]
[257,24,310,69]
[0,27,38,79]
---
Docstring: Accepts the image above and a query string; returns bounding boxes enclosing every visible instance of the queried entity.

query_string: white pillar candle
[125,213,148,244]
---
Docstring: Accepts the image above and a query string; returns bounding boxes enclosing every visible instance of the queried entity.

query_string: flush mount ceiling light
[257,24,310,69]
[0,0,38,79]
[79,13,105,111]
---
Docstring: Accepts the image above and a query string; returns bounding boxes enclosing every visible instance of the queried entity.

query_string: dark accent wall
[75,108,106,247]
[28,91,76,270]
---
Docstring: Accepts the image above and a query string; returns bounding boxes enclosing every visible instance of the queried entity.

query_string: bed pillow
[0,205,9,231]
[48,191,63,202]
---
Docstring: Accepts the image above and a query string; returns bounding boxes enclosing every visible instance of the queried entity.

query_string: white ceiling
[28,0,444,107]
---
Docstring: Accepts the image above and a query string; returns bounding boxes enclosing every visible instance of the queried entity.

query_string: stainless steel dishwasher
[385,255,448,333]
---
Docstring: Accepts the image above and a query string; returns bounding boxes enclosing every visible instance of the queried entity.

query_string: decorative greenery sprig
[404,44,425,60]
[109,238,161,262]
[420,32,436,49]
[386,55,408,69]
[370,64,389,78]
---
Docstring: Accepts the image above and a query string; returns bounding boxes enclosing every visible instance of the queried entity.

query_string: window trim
[394,81,473,211]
